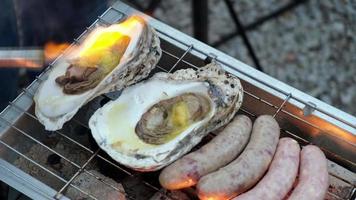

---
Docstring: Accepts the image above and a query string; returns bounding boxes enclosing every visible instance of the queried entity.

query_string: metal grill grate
[0,2,355,200]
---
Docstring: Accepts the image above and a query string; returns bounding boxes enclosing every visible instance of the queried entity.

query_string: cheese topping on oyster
[34,15,162,131]
[89,62,243,171]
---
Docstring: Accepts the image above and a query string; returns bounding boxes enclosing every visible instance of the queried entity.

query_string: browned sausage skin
[287,145,329,200]
[197,115,280,200]
[159,115,252,190]
[233,137,300,200]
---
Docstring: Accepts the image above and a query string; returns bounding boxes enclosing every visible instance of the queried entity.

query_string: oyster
[34,16,162,131]
[89,62,243,171]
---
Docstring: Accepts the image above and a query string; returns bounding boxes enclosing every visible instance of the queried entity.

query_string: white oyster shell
[34,16,162,131]
[89,62,243,171]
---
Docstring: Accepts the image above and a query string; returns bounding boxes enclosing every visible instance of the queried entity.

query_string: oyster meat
[34,15,162,131]
[89,62,243,171]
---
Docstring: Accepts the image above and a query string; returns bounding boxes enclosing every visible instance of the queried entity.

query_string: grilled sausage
[233,137,300,200]
[159,115,252,190]
[197,115,280,200]
[287,145,329,200]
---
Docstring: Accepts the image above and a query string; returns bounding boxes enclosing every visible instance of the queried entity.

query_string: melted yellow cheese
[107,103,154,150]
[171,101,189,128]
[164,101,190,142]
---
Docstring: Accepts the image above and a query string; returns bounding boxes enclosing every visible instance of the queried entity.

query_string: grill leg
[192,0,208,43]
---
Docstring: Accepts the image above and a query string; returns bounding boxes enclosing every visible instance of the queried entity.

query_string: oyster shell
[89,62,243,171]
[34,16,162,131]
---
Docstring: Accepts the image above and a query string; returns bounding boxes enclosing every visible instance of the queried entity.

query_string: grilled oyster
[34,16,161,131]
[89,62,243,171]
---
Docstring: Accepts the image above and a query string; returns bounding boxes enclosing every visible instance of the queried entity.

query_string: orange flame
[74,15,145,65]
[44,42,70,61]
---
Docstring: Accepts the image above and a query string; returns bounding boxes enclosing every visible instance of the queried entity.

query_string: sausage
[197,115,280,200]
[287,145,329,200]
[159,115,252,190]
[232,137,300,200]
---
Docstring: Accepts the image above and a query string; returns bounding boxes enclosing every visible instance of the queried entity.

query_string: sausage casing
[233,137,300,200]
[197,115,280,200]
[159,115,252,190]
[287,145,329,200]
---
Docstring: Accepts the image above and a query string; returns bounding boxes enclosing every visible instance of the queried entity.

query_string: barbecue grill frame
[0,1,355,199]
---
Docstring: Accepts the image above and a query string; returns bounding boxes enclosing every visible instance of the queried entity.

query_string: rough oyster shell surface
[89,62,243,171]
[34,16,162,131]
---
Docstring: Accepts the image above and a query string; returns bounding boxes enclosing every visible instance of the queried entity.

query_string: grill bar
[168,44,193,73]
[55,149,99,199]
[14,89,176,200]
[4,102,134,199]
[0,138,98,200]
[10,73,355,200]
[162,49,198,69]
[273,93,292,118]
[0,113,82,169]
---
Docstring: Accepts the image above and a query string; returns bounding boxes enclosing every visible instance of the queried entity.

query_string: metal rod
[212,0,308,47]
[0,113,81,169]
[273,93,292,118]
[0,140,97,199]
[7,102,135,200]
[156,65,169,72]
[0,164,51,199]
[23,106,178,199]
[192,0,208,43]
[54,149,100,199]
[162,49,198,69]
[223,0,263,71]
[168,45,193,73]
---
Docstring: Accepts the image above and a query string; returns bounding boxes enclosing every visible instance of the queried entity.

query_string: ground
[134,0,356,116]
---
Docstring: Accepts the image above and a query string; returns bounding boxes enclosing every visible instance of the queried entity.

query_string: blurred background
[0,0,355,115]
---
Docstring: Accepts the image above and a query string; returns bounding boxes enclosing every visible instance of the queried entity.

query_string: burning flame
[77,16,144,64]
[44,42,70,61]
